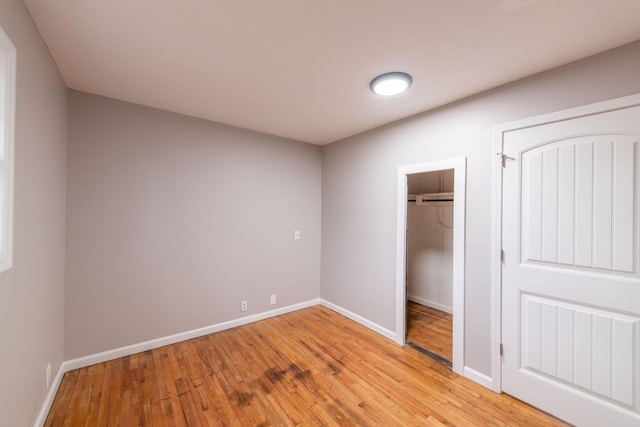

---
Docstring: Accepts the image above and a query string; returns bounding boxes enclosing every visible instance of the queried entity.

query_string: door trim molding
[0,24,16,275]
[491,92,640,392]
[395,157,466,375]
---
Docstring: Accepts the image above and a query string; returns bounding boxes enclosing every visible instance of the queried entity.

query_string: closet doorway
[406,169,454,365]
[395,158,466,375]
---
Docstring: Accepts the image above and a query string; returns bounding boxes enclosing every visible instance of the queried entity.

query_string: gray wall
[65,92,322,359]
[0,1,68,425]
[321,40,640,377]
[407,169,454,195]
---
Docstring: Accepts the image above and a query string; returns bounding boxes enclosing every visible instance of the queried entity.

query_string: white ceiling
[23,0,640,145]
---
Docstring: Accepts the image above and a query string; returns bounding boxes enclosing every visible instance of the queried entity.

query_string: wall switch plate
[294,230,300,240]
[241,300,247,312]
[270,294,277,305]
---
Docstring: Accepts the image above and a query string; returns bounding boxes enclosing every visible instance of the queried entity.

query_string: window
[0,25,15,274]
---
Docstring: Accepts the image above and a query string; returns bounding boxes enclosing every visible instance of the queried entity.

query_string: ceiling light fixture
[370,72,412,96]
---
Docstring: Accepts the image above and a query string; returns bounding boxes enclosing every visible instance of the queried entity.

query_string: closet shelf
[408,192,454,204]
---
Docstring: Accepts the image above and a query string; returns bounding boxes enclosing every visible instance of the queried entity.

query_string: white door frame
[490,93,640,392]
[395,157,466,375]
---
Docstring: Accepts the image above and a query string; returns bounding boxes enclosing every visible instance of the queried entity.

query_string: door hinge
[500,344,504,356]
[496,152,515,168]
[500,249,505,264]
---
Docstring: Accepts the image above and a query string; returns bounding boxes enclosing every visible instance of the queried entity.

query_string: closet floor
[406,301,453,363]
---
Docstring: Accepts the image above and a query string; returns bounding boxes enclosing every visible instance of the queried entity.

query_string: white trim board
[32,363,65,427]
[64,299,322,372]
[0,23,16,274]
[407,296,453,314]
[61,299,394,374]
[490,92,640,393]
[33,298,394,426]
[320,299,397,341]
[463,366,493,390]
[33,295,495,426]
[33,298,321,426]
[396,158,467,375]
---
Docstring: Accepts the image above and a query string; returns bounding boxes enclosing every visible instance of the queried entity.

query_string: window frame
[0,25,16,274]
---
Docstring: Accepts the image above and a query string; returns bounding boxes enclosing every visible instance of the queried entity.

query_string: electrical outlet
[241,300,248,312]
[270,294,277,305]
[46,362,52,389]
[294,230,300,240]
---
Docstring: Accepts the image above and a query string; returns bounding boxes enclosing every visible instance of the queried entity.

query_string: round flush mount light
[370,72,412,96]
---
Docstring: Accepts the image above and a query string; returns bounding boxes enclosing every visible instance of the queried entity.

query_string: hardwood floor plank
[80,363,104,427]
[406,301,453,362]
[45,305,567,426]
[63,364,88,426]
[44,369,78,427]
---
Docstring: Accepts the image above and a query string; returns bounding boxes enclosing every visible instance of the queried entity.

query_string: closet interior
[406,169,454,365]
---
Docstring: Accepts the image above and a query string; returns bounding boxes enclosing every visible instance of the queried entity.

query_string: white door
[501,101,640,426]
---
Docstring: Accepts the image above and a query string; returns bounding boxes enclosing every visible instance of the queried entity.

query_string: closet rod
[407,198,454,202]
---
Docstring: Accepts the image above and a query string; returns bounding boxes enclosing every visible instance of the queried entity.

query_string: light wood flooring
[45,305,567,426]
[406,301,453,362]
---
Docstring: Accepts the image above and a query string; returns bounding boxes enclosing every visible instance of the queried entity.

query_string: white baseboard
[33,363,65,427]
[64,298,322,371]
[463,366,494,390]
[407,295,452,314]
[320,299,397,342]
[34,298,321,426]
[35,298,402,425]
[34,298,494,427]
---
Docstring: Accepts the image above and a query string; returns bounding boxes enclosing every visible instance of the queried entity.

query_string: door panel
[521,136,637,273]
[501,104,640,427]
[520,294,639,407]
